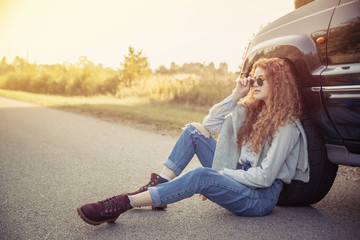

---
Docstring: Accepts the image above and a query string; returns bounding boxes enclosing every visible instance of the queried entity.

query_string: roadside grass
[0,89,210,136]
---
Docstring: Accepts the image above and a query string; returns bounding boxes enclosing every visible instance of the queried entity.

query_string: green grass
[0,89,209,135]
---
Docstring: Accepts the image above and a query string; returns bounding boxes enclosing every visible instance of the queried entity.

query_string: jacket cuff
[223,168,236,178]
[230,90,241,101]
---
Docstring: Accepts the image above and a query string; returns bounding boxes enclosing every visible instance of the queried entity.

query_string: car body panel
[241,0,360,164]
[321,0,360,153]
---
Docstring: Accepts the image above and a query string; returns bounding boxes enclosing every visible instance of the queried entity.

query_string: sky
[0,0,295,71]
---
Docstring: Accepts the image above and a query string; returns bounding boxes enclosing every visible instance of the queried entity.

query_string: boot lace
[140,175,161,191]
[99,196,123,213]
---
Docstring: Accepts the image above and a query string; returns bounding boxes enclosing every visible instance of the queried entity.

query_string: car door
[320,0,360,154]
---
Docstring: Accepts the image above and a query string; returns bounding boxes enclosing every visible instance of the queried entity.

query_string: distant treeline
[0,47,236,106]
[155,61,229,75]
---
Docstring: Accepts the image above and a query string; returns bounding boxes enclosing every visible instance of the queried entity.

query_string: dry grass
[0,89,209,136]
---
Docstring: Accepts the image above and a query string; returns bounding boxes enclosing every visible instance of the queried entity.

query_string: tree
[121,46,151,87]
[12,56,27,71]
[0,57,12,74]
[217,62,228,75]
[205,62,216,74]
[77,56,94,68]
[155,65,169,74]
[169,62,180,74]
[182,62,204,74]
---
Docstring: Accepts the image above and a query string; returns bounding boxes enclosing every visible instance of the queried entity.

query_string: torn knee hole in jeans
[187,123,211,138]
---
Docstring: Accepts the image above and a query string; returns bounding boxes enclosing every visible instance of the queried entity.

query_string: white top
[203,95,302,188]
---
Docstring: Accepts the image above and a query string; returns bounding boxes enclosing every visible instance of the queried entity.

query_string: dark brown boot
[128,173,168,210]
[77,194,133,226]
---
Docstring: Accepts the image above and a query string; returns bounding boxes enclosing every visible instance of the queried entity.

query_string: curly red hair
[237,58,302,154]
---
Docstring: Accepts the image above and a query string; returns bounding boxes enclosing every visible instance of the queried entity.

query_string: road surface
[0,97,359,240]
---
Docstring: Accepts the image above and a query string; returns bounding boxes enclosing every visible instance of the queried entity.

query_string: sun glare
[0,0,294,71]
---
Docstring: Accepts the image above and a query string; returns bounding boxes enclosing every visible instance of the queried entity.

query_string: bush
[142,72,235,106]
[0,55,236,107]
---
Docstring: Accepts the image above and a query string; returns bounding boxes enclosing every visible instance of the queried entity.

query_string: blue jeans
[148,124,283,216]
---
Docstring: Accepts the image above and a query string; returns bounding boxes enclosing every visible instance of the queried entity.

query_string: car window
[327,0,360,64]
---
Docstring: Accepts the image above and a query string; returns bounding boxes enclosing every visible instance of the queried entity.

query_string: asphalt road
[0,97,359,240]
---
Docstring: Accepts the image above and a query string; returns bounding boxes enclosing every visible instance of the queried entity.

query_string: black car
[240,0,360,205]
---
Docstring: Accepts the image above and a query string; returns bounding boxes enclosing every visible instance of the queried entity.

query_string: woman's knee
[189,122,211,138]
[191,167,216,179]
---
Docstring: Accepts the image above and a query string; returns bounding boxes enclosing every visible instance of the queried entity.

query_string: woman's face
[253,67,270,102]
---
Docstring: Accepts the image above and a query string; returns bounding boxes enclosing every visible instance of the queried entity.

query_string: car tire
[277,112,338,206]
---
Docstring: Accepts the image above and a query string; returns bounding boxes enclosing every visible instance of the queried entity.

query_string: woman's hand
[231,76,251,101]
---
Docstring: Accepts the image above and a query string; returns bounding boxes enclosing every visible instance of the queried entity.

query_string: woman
[77,58,310,226]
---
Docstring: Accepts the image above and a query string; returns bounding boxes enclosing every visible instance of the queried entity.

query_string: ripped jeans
[148,124,283,216]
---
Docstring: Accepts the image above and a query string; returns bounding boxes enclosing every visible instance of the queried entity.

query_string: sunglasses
[249,77,266,87]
